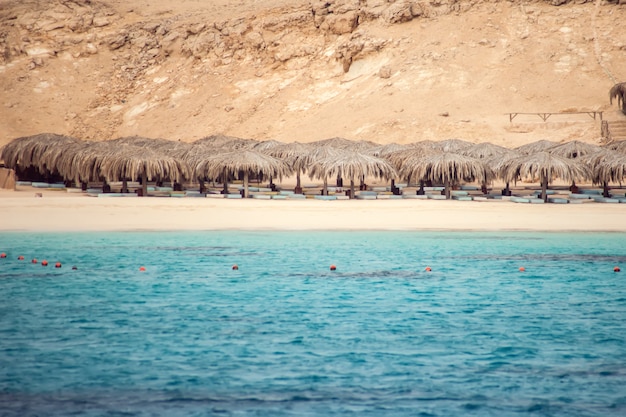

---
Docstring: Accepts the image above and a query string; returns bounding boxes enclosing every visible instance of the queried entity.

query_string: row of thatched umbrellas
[2,133,626,200]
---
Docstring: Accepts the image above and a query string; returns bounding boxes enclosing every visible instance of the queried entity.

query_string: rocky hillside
[1,0,625,147]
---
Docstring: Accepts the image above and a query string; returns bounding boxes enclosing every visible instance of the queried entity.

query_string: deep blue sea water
[1,231,626,417]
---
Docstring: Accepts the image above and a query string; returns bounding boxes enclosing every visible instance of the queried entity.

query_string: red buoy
[41,260,48,266]
[519,267,526,272]
[425,266,432,272]
[17,255,24,261]
[139,266,146,271]
[615,266,621,272]
[232,264,239,270]
[330,264,336,271]
[0,253,6,258]
[31,258,38,264]
[55,262,62,268]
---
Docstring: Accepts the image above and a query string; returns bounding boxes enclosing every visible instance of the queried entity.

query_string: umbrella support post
[501,182,511,196]
[416,181,425,195]
[541,176,548,202]
[603,181,610,198]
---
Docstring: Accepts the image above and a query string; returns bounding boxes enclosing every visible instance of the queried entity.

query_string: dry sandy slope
[1,0,625,147]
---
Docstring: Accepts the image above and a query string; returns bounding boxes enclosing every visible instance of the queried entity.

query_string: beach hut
[194,149,291,197]
[307,150,397,199]
[501,152,591,202]
[398,152,493,199]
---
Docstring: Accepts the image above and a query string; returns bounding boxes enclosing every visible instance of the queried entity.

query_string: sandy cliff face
[0,0,624,147]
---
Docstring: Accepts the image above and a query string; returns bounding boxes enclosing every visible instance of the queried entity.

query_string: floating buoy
[71,265,78,270]
[425,266,432,272]
[17,255,24,261]
[519,267,526,272]
[55,262,62,268]
[41,260,48,266]
[330,264,336,271]
[615,266,621,272]
[0,253,6,258]
[139,266,146,271]
[31,258,38,264]
[232,264,239,270]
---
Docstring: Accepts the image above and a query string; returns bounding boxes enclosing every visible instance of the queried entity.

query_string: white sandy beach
[0,189,624,232]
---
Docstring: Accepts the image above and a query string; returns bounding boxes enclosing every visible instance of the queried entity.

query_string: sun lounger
[460,185,479,191]
[529,198,545,204]
[356,194,377,200]
[593,197,619,203]
[376,194,391,199]
[427,194,447,200]
[452,195,472,201]
[581,189,602,195]
[402,194,427,199]
[336,195,350,200]
[287,194,306,199]
[279,190,295,195]
[314,195,337,200]
[511,197,530,203]
[548,198,569,204]
[225,193,242,199]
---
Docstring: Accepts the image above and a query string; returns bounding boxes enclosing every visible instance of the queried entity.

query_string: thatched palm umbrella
[398,152,493,199]
[585,149,624,197]
[194,134,258,150]
[195,150,291,198]
[461,142,512,160]
[252,140,286,188]
[383,144,443,193]
[461,142,518,194]
[308,150,397,199]
[370,143,409,157]
[547,140,603,159]
[0,133,82,179]
[98,147,190,196]
[514,140,559,155]
[429,138,474,153]
[610,82,626,115]
[300,146,344,195]
[594,153,626,188]
[264,142,313,193]
[37,139,93,186]
[547,140,603,192]
[109,136,193,189]
[54,141,190,195]
[501,152,591,202]
[603,140,626,154]
[485,150,523,196]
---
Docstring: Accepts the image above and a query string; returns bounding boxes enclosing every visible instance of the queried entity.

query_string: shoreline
[1,192,625,233]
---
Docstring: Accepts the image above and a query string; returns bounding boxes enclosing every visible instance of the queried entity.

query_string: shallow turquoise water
[1,231,626,416]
